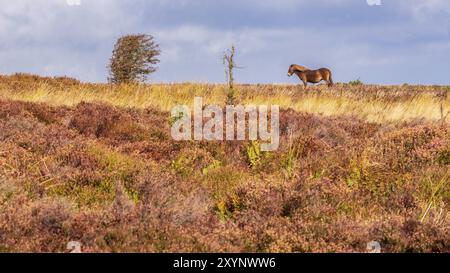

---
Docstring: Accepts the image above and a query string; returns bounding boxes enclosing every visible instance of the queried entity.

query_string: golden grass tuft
[1,77,448,124]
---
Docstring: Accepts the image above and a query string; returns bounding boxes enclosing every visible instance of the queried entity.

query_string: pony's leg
[328,74,334,87]
[303,81,308,88]
[320,77,332,87]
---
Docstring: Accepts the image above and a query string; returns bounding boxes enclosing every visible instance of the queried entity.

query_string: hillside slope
[0,99,448,252]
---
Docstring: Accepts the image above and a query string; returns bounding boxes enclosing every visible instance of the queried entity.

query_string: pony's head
[288,64,309,77]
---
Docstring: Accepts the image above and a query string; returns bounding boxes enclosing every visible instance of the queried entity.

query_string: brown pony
[288,64,333,87]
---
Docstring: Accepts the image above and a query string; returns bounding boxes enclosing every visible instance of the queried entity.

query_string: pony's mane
[291,64,310,72]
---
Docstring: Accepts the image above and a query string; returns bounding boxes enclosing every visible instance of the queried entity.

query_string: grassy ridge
[1,74,449,123]
[0,74,449,252]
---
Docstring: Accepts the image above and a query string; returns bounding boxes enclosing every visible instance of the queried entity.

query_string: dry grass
[1,74,449,124]
[0,74,449,253]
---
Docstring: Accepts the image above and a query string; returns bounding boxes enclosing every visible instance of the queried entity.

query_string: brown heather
[0,75,448,253]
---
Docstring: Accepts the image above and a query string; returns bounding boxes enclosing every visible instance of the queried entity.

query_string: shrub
[246,141,261,169]
[1,99,449,253]
[69,102,148,142]
[348,78,363,86]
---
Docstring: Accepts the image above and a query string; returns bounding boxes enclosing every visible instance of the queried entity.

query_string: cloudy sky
[0,0,449,84]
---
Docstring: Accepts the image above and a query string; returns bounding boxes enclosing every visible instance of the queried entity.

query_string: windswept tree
[108,34,161,84]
